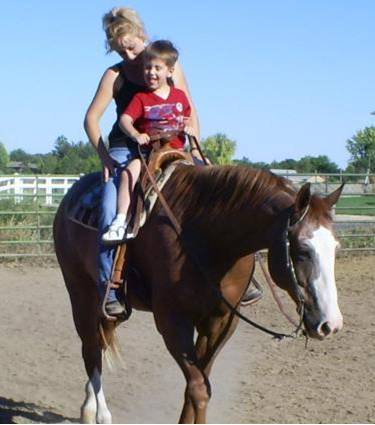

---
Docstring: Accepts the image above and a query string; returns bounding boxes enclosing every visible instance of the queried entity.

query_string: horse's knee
[187,377,210,410]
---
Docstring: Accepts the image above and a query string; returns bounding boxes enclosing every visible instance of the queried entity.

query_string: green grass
[336,195,375,216]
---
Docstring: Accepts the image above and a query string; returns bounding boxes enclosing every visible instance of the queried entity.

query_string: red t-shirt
[123,87,191,149]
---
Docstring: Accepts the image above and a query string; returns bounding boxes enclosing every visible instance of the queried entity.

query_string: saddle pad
[139,160,191,228]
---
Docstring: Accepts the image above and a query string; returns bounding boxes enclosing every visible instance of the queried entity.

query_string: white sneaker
[102,220,127,243]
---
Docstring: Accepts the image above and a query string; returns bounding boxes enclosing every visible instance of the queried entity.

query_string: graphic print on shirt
[143,102,185,136]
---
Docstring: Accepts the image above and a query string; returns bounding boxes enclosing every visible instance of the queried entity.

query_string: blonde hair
[102,7,147,52]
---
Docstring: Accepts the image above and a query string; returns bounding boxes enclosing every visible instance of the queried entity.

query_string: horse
[53,164,344,424]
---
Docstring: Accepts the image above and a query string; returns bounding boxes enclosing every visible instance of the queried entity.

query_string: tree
[269,158,298,170]
[233,156,269,169]
[0,142,9,172]
[296,155,340,173]
[346,126,375,172]
[53,135,72,159]
[201,133,236,165]
[10,148,32,164]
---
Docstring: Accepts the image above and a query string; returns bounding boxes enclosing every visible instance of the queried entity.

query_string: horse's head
[268,183,344,340]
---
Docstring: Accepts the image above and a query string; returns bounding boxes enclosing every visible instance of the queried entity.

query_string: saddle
[68,143,192,233]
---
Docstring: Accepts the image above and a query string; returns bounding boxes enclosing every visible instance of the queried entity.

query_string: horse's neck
[191,191,293,261]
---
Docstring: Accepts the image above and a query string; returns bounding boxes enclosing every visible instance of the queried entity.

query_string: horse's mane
[166,165,296,223]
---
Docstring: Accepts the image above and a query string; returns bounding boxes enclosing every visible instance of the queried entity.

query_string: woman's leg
[98,175,118,303]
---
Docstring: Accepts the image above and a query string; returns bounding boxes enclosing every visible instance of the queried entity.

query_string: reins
[137,140,304,341]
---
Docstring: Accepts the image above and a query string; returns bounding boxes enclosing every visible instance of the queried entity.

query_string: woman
[84,7,201,317]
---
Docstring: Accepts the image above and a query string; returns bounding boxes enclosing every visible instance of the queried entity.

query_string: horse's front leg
[81,360,112,424]
[158,313,211,424]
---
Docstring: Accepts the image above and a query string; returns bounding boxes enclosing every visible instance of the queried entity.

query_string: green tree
[233,156,269,169]
[0,142,9,172]
[38,154,59,174]
[201,133,236,165]
[296,155,340,173]
[10,148,32,164]
[53,135,72,159]
[270,158,298,170]
[346,126,375,172]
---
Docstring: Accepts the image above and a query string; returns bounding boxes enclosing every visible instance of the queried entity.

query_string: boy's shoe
[105,300,125,316]
[102,220,127,243]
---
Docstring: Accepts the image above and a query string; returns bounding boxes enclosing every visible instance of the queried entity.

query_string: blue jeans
[98,147,137,303]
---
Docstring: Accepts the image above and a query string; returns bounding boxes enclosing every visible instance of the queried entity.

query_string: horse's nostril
[320,322,332,336]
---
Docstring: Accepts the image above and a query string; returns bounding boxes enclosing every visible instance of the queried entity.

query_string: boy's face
[144,58,173,90]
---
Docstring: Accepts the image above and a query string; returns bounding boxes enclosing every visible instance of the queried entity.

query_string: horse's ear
[291,183,311,225]
[325,183,345,209]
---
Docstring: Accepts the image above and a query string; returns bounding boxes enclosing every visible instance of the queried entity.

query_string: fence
[0,172,374,258]
[0,175,81,258]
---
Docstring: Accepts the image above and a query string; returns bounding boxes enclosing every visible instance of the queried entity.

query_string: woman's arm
[172,61,200,140]
[83,67,120,179]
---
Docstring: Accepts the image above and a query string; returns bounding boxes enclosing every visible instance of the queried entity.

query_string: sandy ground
[0,255,374,424]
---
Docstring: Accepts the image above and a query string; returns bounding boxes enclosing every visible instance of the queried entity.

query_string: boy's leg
[102,159,141,242]
[118,158,141,215]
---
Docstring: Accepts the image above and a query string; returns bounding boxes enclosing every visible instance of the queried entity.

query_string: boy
[102,40,192,243]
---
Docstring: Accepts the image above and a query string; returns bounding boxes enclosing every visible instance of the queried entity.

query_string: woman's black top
[107,62,145,149]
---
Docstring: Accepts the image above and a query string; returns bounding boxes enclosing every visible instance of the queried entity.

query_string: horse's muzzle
[304,314,343,340]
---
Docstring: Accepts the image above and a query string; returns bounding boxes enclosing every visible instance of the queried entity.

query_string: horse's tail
[99,320,125,370]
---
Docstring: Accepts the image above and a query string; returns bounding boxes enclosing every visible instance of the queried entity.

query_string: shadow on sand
[0,396,79,424]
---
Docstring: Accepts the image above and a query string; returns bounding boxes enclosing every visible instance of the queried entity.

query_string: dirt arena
[0,255,374,424]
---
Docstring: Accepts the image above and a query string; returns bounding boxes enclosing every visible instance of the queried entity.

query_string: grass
[336,195,375,216]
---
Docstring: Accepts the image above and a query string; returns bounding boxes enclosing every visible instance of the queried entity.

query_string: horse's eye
[296,250,311,261]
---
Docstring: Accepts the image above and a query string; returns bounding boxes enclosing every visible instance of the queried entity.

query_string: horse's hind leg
[66,274,112,424]
[159,314,211,424]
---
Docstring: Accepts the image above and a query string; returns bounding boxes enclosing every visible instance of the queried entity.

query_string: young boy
[102,40,192,243]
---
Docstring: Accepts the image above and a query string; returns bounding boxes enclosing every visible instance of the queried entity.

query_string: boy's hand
[184,126,195,136]
[135,133,150,145]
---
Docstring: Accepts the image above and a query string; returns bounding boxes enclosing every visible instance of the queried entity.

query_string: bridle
[284,204,310,319]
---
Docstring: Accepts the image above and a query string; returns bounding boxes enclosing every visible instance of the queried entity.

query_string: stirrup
[101,280,131,322]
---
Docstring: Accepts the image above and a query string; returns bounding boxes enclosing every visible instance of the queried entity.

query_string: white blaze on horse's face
[305,225,343,339]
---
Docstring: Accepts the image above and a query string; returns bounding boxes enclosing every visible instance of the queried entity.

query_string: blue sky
[0,0,374,168]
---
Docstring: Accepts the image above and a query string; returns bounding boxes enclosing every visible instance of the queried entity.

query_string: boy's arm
[119,114,150,146]
[119,95,150,146]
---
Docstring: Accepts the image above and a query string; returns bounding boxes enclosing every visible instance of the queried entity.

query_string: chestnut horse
[54,165,344,424]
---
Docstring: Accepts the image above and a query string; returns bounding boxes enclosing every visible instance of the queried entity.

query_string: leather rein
[137,137,307,341]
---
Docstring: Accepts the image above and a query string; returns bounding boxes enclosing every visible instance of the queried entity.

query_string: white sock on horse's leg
[81,367,112,424]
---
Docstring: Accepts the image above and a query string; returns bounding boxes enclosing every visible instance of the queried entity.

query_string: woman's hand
[96,137,117,182]
[101,154,117,183]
